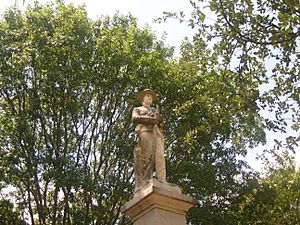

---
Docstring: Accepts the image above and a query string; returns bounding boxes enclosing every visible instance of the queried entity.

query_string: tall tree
[161,0,300,144]
[164,34,265,225]
[0,2,172,224]
[228,148,300,225]
[156,0,300,223]
[0,1,267,224]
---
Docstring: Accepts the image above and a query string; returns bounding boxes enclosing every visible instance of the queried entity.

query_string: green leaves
[158,0,299,223]
[0,2,172,224]
[0,199,27,225]
[196,0,299,137]
[1,0,297,224]
[230,149,300,225]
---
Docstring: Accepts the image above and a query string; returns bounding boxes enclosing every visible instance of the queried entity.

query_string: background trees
[0,2,173,224]
[187,0,300,140]
[171,1,300,223]
[0,199,27,225]
[0,0,299,224]
[228,149,300,225]
[174,1,300,224]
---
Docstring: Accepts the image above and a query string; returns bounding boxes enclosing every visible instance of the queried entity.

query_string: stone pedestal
[121,179,195,225]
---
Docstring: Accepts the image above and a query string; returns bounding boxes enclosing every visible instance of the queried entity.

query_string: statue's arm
[132,107,142,122]
[132,108,158,125]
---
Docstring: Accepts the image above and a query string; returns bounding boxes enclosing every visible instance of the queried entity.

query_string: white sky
[0,0,299,171]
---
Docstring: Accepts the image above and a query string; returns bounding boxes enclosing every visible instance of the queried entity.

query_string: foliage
[164,36,265,224]
[203,0,300,139]
[160,0,300,145]
[228,149,300,225]
[0,198,27,225]
[156,0,300,223]
[0,2,172,224]
[0,1,275,225]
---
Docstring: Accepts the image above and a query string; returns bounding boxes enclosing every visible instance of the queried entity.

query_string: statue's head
[137,89,156,105]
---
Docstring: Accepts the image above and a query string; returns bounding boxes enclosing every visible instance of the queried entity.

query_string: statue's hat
[137,89,156,104]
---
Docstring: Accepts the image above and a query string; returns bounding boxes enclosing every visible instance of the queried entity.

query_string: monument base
[121,179,195,225]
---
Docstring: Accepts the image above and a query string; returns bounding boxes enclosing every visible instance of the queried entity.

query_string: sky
[0,0,299,171]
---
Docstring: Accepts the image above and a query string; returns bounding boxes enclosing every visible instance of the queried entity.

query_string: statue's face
[143,94,153,105]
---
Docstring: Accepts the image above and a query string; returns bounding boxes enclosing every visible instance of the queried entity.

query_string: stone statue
[132,89,166,191]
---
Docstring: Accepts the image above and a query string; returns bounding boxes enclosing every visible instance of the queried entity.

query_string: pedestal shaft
[121,180,195,225]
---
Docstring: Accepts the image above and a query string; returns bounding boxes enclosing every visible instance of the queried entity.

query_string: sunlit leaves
[0,2,172,224]
[231,149,300,225]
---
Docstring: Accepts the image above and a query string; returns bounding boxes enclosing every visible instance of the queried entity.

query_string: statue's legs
[139,131,154,181]
[135,130,166,190]
[155,133,166,181]
[133,145,143,191]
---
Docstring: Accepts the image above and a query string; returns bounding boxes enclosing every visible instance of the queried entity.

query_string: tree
[228,148,300,225]
[206,0,300,140]
[0,198,27,225]
[0,2,173,224]
[161,0,300,144]
[0,1,268,224]
[157,0,300,223]
[162,36,266,224]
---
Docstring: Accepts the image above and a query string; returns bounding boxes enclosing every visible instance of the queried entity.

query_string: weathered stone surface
[132,89,166,191]
[124,89,195,224]
[121,179,195,225]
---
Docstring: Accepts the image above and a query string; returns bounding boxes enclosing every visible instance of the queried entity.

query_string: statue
[132,89,166,191]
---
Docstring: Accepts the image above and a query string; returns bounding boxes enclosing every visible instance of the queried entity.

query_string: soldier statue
[132,89,166,191]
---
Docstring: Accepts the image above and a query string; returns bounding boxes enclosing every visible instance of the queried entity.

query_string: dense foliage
[159,0,300,224]
[162,0,300,141]
[0,2,172,224]
[0,199,27,225]
[0,0,298,224]
[228,149,300,225]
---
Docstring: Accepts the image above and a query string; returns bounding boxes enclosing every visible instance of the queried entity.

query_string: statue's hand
[134,116,158,125]
[147,117,158,125]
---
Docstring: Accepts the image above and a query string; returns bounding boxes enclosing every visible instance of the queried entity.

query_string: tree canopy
[228,148,300,225]
[162,0,300,140]
[0,2,172,224]
[0,0,299,225]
